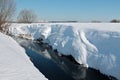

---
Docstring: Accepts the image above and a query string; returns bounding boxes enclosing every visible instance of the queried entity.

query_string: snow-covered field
[0,32,47,80]
[9,23,120,80]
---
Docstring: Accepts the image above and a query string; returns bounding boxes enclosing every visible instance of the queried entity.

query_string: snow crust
[0,32,47,80]
[10,23,120,80]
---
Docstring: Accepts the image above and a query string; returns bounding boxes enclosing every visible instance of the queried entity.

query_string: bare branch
[0,0,16,32]
[17,9,37,23]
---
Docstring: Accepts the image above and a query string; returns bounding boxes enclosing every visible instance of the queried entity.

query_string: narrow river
[15,38,116,80]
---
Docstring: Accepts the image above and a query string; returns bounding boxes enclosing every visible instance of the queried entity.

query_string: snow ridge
[0,32,47,80]
[9,23,120,80]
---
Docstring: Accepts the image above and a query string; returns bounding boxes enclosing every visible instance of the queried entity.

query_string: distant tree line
[110,19,120,23]
[49,21,78,23]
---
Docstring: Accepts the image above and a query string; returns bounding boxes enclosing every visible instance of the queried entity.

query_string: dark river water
[16,38,117,80]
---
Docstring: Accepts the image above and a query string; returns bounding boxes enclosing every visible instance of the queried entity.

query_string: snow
[9,23,51,39]
[9,23,120,80]
[0,32,47,80]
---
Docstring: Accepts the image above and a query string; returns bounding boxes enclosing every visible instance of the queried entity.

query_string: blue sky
[15,0,120,21]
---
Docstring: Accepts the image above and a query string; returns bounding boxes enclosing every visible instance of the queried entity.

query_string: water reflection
[15,38,116,80]
[47,47,87,80]
[29,41,87,80]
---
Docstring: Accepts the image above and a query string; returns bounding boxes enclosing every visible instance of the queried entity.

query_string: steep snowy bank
[10,23,120,80]
[9,23,51,39]
[0,32,47,80]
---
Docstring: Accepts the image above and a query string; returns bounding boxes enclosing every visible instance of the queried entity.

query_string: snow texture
[0,32,47,80]
[10,23,120,80]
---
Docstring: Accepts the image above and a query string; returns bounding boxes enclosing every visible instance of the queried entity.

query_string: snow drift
[0,32,47,80]
[9,23,120,80]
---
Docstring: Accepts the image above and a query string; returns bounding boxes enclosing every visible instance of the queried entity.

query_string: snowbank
[9,23,51,39]
[10,23,120,80]
[0,32,47,80]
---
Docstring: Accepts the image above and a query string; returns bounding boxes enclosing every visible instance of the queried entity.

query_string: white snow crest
[9,23,120,80]
[9,24,51,39]
[0,32,47,80]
